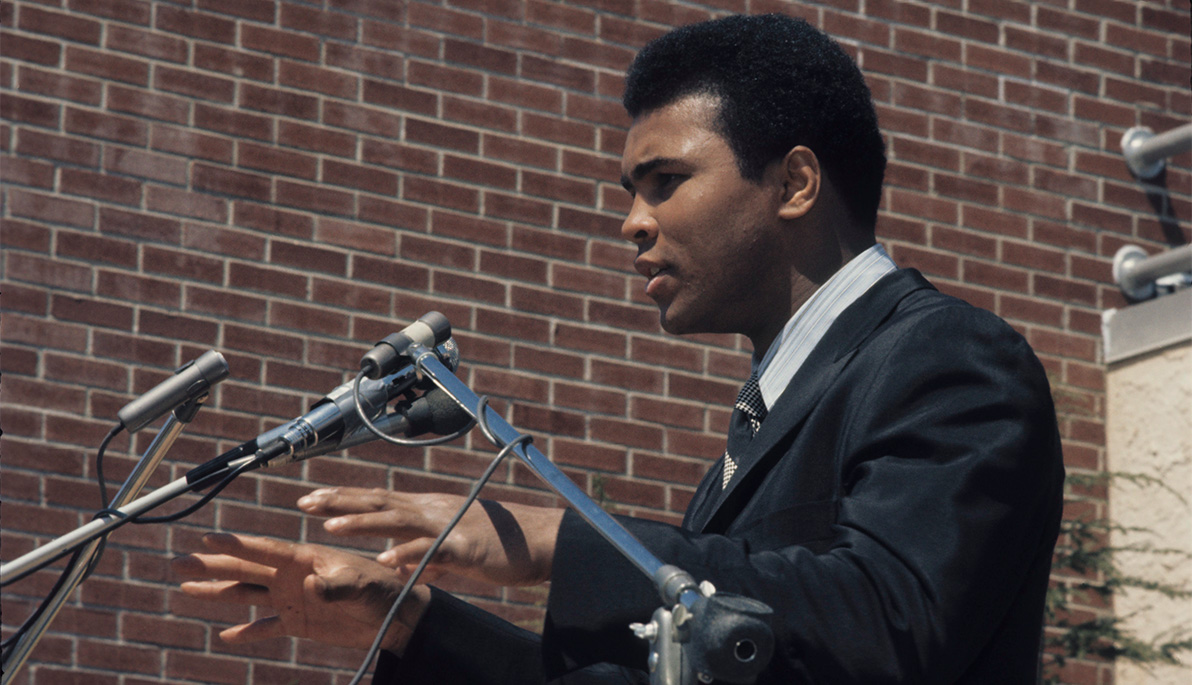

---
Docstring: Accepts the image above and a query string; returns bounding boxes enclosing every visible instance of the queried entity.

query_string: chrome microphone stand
[407,341,774,685]
[1,396,205,683]
[3,349,230,682]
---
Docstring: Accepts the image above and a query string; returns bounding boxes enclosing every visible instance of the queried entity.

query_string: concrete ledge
[1102,287,1192,364]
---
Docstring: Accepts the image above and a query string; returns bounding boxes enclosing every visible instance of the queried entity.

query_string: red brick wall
[1,1,1188,682]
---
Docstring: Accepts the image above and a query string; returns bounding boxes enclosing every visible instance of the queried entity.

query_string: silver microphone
[117,350,230,432]
[256,340,461,465]
[359,311,452,379]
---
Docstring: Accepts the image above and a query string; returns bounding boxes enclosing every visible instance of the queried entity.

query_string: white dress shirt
[754,243,898,409]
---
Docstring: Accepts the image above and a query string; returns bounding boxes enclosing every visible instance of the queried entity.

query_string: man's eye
[652,174,685,198]
[657,174,680,188]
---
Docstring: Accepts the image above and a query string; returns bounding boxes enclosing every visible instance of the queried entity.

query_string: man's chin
[658,309,699,336]
[660,306,741,339]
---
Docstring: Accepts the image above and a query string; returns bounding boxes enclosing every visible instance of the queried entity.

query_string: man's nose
[621,196,658,244]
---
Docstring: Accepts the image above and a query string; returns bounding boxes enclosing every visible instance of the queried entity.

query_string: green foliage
[1043,472,1192,683]
[590,472,610,508]
[589,472,624,515]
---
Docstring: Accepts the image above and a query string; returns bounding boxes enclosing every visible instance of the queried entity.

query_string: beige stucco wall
[1108,340,1192,684]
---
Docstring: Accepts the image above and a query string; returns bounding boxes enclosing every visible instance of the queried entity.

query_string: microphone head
[403,387,474,436]
[193,349,231,385]
[117,350,230,432]
[420,311,452,346]
[361,312,453,379]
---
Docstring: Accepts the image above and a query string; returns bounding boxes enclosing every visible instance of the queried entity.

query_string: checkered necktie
[721,373,767,489]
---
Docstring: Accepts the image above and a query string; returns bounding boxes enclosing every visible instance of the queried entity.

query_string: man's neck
[751,243,898,407]
[749,274,820,358]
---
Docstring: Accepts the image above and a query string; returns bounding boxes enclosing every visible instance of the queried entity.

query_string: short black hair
[623,14,886,228]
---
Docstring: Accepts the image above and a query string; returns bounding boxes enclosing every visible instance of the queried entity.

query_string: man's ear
[778,146,820,220]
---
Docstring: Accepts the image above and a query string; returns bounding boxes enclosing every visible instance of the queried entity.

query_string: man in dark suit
[175,14,1065,683]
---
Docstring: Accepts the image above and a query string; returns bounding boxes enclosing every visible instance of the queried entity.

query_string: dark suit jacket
[377,269,1066,684]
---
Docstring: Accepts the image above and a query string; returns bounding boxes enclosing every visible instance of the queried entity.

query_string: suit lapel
[693,269,935,533]
[681,460,725,531]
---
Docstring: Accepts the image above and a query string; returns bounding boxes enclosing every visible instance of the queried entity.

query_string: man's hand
[297,487,565,587]
[172,532,427,654]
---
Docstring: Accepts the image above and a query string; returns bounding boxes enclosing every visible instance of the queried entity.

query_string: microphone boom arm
[412,345,684,602]
[1,394,214,682]
[410,343,774,685]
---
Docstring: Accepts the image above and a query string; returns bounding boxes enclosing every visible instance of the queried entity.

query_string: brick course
[2,1,1188,683]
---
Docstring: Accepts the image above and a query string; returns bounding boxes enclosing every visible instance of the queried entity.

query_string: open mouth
[645,266,672,297]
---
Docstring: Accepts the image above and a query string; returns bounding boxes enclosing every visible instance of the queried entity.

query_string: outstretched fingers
[177,578,269,606]
[296,486,564,587]
[219,616,287,644]
[173,552,273,586]
[171,533,299,588]
[198,531,305,569]
[297,487,398,517]
[172,532,426,652]
[298,487,449,539]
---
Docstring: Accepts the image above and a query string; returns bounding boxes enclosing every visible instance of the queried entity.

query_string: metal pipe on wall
[1120,123,1192,179]
[1113,244,1192,300]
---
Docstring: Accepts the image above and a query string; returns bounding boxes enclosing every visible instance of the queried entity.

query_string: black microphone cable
[3,422,127,659]
[1,444,266,657]
[0,544,91,662]
[94,424,125,512]
[351,369,476,448]
[347,396,533,685]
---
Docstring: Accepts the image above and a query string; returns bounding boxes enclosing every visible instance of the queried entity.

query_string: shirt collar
[753,243,898,408]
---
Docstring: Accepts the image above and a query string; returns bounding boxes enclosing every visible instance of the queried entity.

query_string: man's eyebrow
[620,157,679,191]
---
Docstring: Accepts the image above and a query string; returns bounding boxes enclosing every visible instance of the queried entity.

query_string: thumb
[380,541,454,586]
[377,538,442,569]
